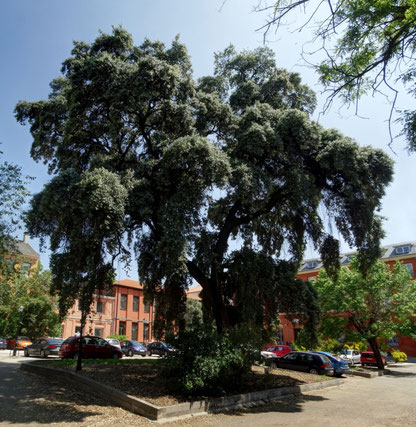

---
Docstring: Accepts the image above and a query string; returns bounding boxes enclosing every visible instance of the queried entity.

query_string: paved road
[0,350,416,426]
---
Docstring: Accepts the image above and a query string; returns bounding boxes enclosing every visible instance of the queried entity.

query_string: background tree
[0,149,31,254]
[0,263,62,339]
[257,0,416,151]
[315,258,416,369]
[16,28,393,340]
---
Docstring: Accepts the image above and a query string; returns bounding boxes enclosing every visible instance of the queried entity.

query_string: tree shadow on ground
[0,363,133,425]
[218,393,328,417]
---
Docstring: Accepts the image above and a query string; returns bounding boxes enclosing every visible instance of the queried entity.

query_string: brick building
[61,279,155,342]
[277,241,416,356]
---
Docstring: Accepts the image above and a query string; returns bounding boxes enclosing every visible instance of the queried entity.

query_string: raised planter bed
[20,362,343,421]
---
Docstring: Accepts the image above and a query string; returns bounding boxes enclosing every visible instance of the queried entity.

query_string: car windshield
[47,338,63,344]
[131,341,143,347]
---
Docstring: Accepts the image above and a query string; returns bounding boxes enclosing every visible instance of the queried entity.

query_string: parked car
[261,344,292,360]
[360,351,387,366]
[265,351,334,376]
[339,349,361,365]
[312,351,350,377]
[58,336,123,359]
[24,338,64,358]
[7,336,32,350]
[120,340,148,357]
[105,338,121,350]
[0,337,8,350]
[147,341,176,356]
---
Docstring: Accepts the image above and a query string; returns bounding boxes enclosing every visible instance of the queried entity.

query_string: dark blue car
[120,340,148,357]
[312,351,350,377]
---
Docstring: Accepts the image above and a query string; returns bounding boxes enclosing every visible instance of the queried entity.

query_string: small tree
[316,258,416,369]
[0,263,62,339]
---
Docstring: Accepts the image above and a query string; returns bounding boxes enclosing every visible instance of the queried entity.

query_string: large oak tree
[16,28,393,338]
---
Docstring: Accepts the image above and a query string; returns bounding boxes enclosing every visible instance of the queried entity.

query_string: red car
[261,344,292,359]
[59,336,123,360]
[360,351,387,366]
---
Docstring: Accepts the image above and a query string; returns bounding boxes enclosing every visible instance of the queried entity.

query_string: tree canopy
[315,258,416,369]
[258,0,416,151]
[16,28,393,337]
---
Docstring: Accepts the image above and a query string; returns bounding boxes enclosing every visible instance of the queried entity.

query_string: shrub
[106,334,127,341]
[392,350,407,362]
[344,342,367,353]
[316,339,342,354]
[164,323,262,396]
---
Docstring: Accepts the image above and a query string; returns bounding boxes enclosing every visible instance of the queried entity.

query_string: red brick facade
[61,279,154,342]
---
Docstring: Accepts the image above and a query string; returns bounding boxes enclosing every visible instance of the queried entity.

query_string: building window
[308,276,317,281]
[21,262,31,277]
[133,296,139,312]
[119,321,126,336]
[120,294,127,310]
[131,322,138,341]
[77,300,82,311]
[143,323,149,340]
[75,326,82,335]
[96,301,104,314]
[404,263,414,277]
[94,328,103,337]
[306,261,318,269]
[396,245,410,255]
[144,301,150,313]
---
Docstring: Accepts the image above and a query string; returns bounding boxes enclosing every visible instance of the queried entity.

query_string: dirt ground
[56,360,332,406]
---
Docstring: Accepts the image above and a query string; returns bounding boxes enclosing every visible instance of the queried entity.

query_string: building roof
[6,235,40,260]
[114,279,144,290]
[186,285,202,300]
[299,241,416,273]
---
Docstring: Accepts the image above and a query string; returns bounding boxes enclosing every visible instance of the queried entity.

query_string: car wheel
[127,349,133,357]
[24,348,29,357]
[112,352,121,359]
[149,351,152,356]
[73,352,79,360]
[309,368,319,375]
[40,350,47,358]
[270,362,278,369]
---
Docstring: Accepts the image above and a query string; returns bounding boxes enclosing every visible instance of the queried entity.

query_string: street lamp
[12,305,24,356]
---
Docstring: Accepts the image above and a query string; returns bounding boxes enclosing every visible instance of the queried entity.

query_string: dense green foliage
[16,28,393,336]
[0,262,62,339]
[316,258,416,369]
[260,0,416,150]
[164,323,261,395]
[0,150,30,254]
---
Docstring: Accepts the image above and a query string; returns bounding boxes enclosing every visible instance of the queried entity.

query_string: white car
[105,338,121,350]
[339,349,361,365]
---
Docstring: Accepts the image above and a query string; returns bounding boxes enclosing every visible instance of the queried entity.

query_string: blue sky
[1,0,415,278]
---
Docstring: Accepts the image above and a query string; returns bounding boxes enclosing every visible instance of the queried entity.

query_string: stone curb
[344,369,391,378]
[20,362,343,422]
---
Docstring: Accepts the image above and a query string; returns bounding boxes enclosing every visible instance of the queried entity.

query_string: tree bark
[368,336,385,370]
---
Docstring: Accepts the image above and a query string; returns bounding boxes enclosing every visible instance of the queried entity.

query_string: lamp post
[12,305,24,356]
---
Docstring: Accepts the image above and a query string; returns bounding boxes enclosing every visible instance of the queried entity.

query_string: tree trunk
[368,337,385,370]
